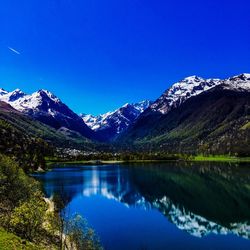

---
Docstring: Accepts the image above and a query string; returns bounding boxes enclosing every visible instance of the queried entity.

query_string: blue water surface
[33,163,250,250]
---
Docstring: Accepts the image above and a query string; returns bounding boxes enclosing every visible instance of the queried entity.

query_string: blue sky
[0,0,250,115]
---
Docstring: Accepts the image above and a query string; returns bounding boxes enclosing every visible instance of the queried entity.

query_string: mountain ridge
[0,88,97,141]
[119,73,250,155]
[1,73,250,151]
[148,73,250,116]
[80,100,152,141]
[0,101,95,151]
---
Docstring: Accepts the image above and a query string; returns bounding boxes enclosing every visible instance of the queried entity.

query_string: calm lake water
[33,162,250,250]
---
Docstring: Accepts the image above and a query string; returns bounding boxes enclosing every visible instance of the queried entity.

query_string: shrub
[10,192,48,241]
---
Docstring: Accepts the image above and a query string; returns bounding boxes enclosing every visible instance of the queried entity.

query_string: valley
[1,73,249,161]
[1,73,250,250]
[2,1,250,249]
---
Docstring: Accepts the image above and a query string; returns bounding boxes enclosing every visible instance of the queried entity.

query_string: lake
[33,162,250,250]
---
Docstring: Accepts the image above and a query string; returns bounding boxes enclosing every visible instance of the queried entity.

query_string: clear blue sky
[0,0,250,115]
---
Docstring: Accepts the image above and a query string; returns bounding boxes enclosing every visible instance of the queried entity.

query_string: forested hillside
[121,87,250,156]
[0,101,98,171]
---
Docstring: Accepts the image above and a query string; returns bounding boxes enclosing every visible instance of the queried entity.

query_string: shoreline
[45,156,250,167]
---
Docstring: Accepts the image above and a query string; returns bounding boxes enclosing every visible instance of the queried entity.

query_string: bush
[0,154,40,217]
[66,214,103,250]
[10,192,48,241]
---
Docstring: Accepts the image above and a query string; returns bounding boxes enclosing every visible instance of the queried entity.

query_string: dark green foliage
[121,88,250,155]
[0,102,100,171]
[9,192,48,241]
[0,227,41,250]
[0,155,103,249]
[66,215,103,250]
[0,154,40,215]
[0,114,51,171]
[0,101,96,149]
[130,162,250,226]
[0,155,48,244]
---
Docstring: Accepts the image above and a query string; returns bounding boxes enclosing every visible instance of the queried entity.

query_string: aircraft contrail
[8,47,21,55]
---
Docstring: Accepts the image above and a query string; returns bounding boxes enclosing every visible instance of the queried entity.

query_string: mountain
[0,101,55,170]
[0,101,95,151]
[120,74,250,155]
[132,163,250,239]
[150,76,221,114]
[145,73,250,115]
[0,88,8,96]
[0,89,97,141]
[80,100,152,141]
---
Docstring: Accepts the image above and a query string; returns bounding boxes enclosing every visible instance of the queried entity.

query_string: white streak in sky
[8,47,21,55]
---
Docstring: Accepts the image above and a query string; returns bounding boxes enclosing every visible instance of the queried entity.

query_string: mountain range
[0,88,98,141]
[120,73,250,155]
[0,88,150,143]
[80,100,152,141]
[0,100,95,150]
[1,73,250,155]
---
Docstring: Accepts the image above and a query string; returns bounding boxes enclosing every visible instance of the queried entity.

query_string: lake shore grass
[45,159,183,168]
[0,227,46,250]
[192,155,250,162]
[45,155,250,167]
[46,159,125,166]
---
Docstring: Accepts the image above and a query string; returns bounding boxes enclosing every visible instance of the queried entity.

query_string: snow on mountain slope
[150,73,250,115]
[223,73,250,91]
[0,89,30,109]
[0,89,96,140]
[153,196,250,239]
[81,114,100,130]
[1,73,249,142]
[0,89,63,113]
[0,88,8,96]
[150,76,221,114]
[80,100,152,140]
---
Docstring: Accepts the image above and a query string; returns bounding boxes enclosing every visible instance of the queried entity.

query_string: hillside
[1,74,250,156]
[0,102,96,169]
[0,89,98,141]
[120,86,250,155]
[81,100,151,141]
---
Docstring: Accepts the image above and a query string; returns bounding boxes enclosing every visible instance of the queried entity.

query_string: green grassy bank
[0,227,46,250]
[45,154,250,167]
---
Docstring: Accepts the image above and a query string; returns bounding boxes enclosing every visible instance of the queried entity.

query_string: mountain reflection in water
[33,162,250,249]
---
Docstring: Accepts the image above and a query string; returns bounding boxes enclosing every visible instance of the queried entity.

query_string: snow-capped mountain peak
[8,89,26,102]
[122,103,130,108]
[133,100,152,112]
[79,114,101,131]
[0,88,8,96]
[150,76,221,114]
[0,89,27,107]
[1,89,61,112]
[150,74,250,115]
[0,88,95,139]
[223,73,250,91]
[80,100,152,141]
[36,89,61,103]
[229,73,250,81]
[0,88,63,111]
[181,75,204,83]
